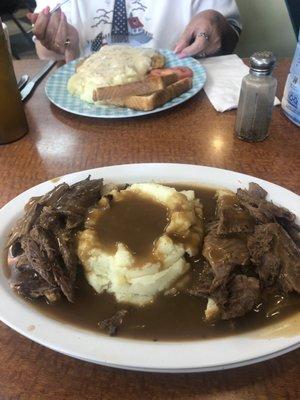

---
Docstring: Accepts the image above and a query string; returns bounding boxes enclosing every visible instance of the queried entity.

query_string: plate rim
[45,49,206,119]
[0,163,299,372]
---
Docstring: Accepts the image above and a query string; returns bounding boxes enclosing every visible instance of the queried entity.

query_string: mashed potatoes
[67,45,157,103]
[77,183,203,306]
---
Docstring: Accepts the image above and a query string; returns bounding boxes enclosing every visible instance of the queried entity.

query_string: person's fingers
[33,7,50,41]
[53,11,67,54]
[44,8,62,49]
[178,36,208,58]
[54,13,78,61]
[202,42,219,57]
[192,26,222,57]
[26,12,38,24]
[174,29,193,54]
[65,23,80,62]
[65,43,78,63]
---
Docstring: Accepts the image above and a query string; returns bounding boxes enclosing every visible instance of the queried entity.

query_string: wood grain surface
[0,59,299,400]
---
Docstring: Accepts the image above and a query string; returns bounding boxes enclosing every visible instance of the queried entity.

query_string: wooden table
[0,59,299,400]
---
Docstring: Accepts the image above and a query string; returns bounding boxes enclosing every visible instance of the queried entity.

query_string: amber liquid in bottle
[0,20,28,144]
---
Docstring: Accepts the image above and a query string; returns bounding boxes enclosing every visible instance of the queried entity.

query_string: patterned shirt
[35,0,242,56]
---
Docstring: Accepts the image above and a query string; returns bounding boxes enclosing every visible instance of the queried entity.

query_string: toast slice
[93,73,178,101]
[104,78,193,111]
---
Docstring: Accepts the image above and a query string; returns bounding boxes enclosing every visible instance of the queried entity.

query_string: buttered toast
[105,78,193,111]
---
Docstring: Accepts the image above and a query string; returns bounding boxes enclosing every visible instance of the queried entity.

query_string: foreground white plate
[0,164,299,372]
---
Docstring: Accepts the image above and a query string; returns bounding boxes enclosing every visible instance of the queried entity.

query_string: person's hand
[174,9,237,58]
[27,7,80,62]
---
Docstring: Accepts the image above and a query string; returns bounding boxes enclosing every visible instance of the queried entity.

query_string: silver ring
[198,51,207,58]
[64,38,71,47]
[197,32,209,41]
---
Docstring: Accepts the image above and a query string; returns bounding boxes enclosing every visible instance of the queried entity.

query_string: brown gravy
[7,184,300,341]
[95,192,169,260]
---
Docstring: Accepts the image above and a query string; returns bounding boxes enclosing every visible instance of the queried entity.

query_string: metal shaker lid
[250,51,276,75]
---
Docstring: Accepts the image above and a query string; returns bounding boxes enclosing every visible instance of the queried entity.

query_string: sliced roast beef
[8,177,103,303]
[216,189,255,235]
[237,183,298,231]
[186,262,214,297]
[248,223,300,293]
[202,225,250,288]
[209,274,260,320]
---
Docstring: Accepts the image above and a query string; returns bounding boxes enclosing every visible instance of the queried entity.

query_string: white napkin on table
[200,54,280,112]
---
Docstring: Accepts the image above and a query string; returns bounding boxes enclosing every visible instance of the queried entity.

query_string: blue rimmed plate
[45,49,206,118]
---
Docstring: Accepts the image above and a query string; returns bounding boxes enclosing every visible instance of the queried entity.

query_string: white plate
[45,49,206,118]
[0,164,299,372]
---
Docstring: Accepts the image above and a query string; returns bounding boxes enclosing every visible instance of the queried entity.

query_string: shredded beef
[248,223,300,293]
[211,275,260,320]
[9,260,60,302]
[202,225,250,288]
[186,262,214,297]
[98,310,128,336]
[20,235,57,286]
[237,183,298,231]
[192,183,300,321]
[8,177,103,302]
[216,190,255,235]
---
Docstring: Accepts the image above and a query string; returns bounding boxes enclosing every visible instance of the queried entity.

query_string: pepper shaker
[235,51,277,142]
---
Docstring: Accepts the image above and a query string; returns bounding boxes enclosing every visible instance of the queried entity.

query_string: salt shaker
[235,51,277,142]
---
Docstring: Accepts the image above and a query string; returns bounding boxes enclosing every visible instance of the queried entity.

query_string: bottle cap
[250,51,276,75]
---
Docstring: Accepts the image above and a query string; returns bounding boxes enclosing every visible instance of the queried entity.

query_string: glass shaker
[235,51,277,142]
[0,19,28,144]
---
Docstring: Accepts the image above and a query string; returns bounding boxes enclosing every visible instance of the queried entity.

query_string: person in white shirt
[28,0,242,62]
